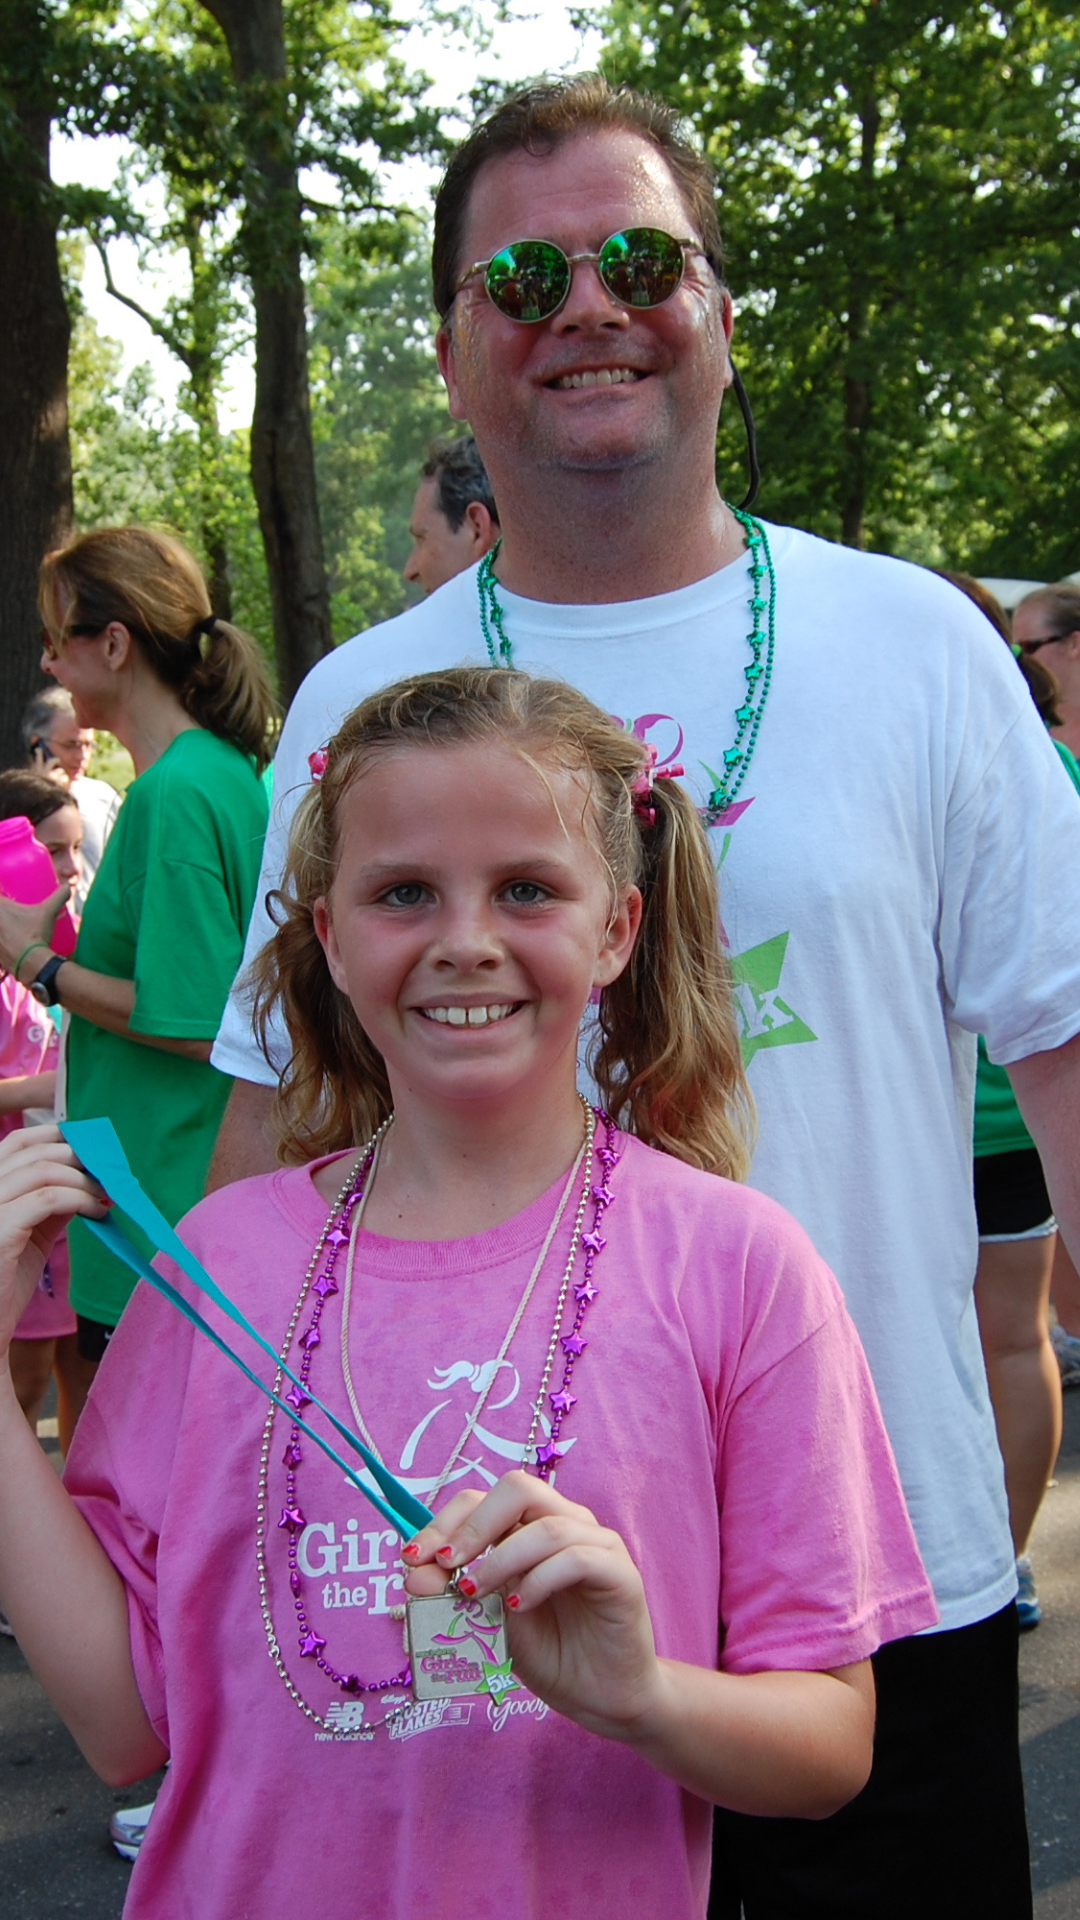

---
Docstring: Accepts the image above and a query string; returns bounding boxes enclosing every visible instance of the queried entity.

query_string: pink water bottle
[0,817,78,957]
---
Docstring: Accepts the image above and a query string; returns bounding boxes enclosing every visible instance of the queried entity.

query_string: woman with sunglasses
[0,527,274,1374]
[1012,584,1080,765]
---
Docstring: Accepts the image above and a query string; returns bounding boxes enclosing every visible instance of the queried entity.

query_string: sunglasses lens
[485,241,570,322]
[599,228,685,308]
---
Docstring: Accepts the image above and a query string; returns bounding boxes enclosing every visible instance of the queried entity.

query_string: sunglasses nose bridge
[555,249,632,323]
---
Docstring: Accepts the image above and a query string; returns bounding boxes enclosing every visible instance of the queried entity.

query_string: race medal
[406,1590,518,1703]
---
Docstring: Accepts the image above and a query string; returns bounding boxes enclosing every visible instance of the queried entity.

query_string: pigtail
[591,778,755,1181]
[250,784,392,1164]
[181,619,277,774]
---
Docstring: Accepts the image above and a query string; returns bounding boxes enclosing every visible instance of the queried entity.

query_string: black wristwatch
[29,954,68,1007]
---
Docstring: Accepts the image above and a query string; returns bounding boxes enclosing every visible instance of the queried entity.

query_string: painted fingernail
[506,1593,521,1610]
[401,1541,420,1560]
[457,1575,477,1597]
[436,1543,455,1560]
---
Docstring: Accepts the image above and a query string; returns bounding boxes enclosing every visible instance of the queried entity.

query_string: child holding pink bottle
[0,770,92,1457]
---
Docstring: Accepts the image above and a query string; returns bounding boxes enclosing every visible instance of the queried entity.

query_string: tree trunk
[0,100,72,767]
[198,0,332,704]
[184,216,233,620]
[840,90,881,550]
[841,374,869,547]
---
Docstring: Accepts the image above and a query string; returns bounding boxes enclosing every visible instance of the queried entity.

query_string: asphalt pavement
[2,1392,1079,1916]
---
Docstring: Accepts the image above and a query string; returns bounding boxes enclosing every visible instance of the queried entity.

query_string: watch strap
[29,953,68,1006]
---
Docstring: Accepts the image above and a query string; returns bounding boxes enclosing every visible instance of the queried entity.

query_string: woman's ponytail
[39,527,277,772]
[181,617,276,773]
[592,777,755,1182]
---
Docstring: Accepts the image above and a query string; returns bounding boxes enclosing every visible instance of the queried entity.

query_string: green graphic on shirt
[730,933,818,1064]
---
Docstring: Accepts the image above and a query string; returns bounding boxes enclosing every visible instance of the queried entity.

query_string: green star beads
[475,506,777,830]
[704,508,777,823]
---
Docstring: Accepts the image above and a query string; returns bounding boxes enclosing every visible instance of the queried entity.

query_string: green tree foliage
[602,1,1080,571]
[59,0,446,696]
[66,228,455,661]
[66,240,275,657]
[310,225,456,640]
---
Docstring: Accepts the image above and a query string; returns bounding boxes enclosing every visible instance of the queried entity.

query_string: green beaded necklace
[476,505,776,822]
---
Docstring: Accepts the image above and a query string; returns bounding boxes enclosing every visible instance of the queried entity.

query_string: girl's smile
[313,739,640,1124]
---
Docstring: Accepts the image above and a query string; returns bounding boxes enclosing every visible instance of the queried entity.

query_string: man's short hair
[21,685,76,757]
[422,434,499,531]
[432,73,725,322]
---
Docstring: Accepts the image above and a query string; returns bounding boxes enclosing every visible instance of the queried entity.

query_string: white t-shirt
[71,772,122,905]
[214,522,1080,1632]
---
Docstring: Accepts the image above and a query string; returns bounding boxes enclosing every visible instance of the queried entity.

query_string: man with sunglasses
[210,74,1080,1919]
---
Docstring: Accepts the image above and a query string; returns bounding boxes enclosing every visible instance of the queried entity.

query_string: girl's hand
[0,882,73,980]
[0,1127,111,1358]
[402,1471,662,1742]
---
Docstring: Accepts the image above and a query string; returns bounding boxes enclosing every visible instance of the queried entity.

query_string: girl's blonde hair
[39,527,276,773]
[254,667,755,1179]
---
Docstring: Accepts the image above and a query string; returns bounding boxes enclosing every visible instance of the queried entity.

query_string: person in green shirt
[0,526,275,1360]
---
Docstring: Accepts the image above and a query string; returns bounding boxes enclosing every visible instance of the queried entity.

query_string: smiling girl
[0,669,934,1919]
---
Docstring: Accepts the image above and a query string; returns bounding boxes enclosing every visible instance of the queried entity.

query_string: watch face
[28,982,49,1006]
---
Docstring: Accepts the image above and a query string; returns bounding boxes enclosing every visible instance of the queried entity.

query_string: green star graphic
[730,932,818,1064]
[478,1657,518,1701]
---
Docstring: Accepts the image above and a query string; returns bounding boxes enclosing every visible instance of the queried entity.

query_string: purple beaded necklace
[257,1110,620,1723]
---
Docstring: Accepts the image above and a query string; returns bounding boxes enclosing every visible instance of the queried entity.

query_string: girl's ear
[593,885,643,990]
[313,896,350,995]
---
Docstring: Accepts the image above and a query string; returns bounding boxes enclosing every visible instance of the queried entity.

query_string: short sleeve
[716,1297,937,1675]
[129,853,250,1039]
[937,634,1080,1064]
[63,1278,196,1743]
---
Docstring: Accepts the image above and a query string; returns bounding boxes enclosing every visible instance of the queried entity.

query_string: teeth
[556,368,639,390]
[422,1004,514,1027]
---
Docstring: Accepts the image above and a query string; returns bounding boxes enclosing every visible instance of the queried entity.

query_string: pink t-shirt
[67,1134,936,1920]
[0,975,73,1340]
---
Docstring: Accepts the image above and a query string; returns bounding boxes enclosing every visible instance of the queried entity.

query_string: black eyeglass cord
[730,362,761,511]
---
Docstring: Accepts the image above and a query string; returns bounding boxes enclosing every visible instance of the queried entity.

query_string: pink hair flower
[630,745,685,826]
[308,747,329,783]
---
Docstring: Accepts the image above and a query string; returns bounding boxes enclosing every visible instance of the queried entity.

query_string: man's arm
[1008,1028,1080,1264]
[206,1079,278,1191]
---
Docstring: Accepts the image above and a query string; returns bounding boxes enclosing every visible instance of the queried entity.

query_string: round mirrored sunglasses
[455,227,704,324]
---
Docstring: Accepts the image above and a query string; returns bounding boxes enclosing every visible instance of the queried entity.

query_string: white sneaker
[1051,1324,1080,1387]
[109,1799,156,1861]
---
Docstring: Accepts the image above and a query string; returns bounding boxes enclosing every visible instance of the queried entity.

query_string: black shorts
[974,1148,1053,1238]
[709,1604,1030,1919]
[75,1314,116,1364]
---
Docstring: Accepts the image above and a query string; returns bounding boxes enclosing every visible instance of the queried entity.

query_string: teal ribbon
[60,1118,433,1541]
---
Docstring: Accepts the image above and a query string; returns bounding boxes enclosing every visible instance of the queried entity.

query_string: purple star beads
[279,1150,412,1701]
[535,1111,620,1482]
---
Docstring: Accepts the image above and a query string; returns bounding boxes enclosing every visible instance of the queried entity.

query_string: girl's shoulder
[615,1132,819,1257]
[173,1157,342,1295]
[614,1134,845,1360]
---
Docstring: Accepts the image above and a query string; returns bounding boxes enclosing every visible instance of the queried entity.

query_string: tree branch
[90,233,192,373]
